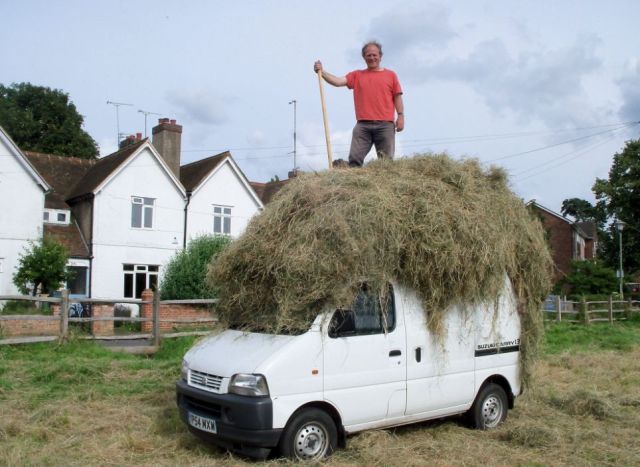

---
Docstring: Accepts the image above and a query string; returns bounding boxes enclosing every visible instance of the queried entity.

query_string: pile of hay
[208,154,553,385]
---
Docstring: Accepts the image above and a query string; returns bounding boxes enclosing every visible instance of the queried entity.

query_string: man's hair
[361,41,383,57]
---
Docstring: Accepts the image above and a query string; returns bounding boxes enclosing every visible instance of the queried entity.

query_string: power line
[181,120,639,154]
[486,122,638,163]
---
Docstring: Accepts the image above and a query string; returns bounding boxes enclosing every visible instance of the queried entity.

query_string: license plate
[188,412,217,434]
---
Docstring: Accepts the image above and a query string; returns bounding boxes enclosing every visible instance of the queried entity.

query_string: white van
[176,279,521,460]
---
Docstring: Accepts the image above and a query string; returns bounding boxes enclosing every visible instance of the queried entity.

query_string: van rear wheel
[279,408,337,460]
[470,383,508,429]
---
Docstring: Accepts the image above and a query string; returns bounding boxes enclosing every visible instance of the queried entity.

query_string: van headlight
[228,373,269,396]
[181,359,189,381]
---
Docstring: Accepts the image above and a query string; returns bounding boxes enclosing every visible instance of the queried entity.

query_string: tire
[279,408,338,460]
[470,383,508,429]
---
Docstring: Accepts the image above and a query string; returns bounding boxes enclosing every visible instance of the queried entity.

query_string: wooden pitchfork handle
[317,70,334,169]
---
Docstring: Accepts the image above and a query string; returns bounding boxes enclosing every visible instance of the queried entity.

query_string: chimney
[152,118,182,178]
[119,132,143,149]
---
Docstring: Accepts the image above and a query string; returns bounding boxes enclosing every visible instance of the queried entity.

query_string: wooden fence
[0,289,218,346]
[542,296,640,324]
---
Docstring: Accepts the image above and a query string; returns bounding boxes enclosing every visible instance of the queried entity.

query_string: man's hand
[314,60,323,73]
[395,115,404,132]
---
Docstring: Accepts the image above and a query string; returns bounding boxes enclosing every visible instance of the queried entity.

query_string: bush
[555,259,617,296]
[160,235,231,300]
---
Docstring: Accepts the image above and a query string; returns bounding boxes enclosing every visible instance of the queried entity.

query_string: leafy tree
[0,82,98,159]
[593,139,640,274]
[555,259,618,296]
[13,238,72,296]
[560,198,607,228]
[160,235,231,300]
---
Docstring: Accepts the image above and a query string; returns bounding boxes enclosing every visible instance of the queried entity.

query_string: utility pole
[615,219,626,298]
[138,109,162,138]
[106,100,133,145]
[289,99,297,173]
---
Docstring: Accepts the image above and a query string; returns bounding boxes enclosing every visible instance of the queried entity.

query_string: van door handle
[415,347,422,362]
[389,350,402,357]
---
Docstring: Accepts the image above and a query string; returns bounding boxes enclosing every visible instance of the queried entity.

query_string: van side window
[329,284,395,338]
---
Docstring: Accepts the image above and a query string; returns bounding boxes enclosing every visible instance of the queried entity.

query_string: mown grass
[1,319,639,466]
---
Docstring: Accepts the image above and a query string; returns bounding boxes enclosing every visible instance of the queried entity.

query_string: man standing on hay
[314,41,404,167]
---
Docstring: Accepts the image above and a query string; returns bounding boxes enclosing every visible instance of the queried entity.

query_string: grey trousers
[348,121,395,167]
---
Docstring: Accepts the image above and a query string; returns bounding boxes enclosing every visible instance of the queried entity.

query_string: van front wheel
[279,408,337,460]
[470,383,508,429]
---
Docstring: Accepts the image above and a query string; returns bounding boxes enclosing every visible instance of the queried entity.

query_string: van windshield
[227,315,315,336]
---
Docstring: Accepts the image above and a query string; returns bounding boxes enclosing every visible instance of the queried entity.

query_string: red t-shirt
[346,68,402,122]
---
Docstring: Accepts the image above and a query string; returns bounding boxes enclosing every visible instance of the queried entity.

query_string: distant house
[527,201,597,280]
[0,126,50,296]
[181,151,263,243]
[19,118,263,301]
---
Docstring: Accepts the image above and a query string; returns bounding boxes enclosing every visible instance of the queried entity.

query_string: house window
[213,206,232,235]
[131,197,155,229]
[123,264,159,298]
[67,266,88,296]
[43,209,70,225]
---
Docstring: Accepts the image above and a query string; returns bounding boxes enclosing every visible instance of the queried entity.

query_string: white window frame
[123,264,159,298]
[213,205,232,235]
[43,209,70,225]
[131,196,155,229]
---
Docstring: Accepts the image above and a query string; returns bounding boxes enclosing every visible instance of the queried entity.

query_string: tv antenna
[106,100,133,144]
[138,109,162,138]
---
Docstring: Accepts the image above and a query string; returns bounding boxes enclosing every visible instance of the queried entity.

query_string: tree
[160,235,231,300]
[13,238,72,296]
[560,198,607,228]
[593,139,640,274]
[0,82,98,159]
[555,259,618,297]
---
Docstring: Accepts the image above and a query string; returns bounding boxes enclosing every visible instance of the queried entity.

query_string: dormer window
[43,209,70,225]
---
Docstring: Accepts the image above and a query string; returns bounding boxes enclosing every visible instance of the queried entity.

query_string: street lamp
[614,219,626,298]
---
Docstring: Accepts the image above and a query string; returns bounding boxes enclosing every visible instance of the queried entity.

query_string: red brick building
[527,201,597,280]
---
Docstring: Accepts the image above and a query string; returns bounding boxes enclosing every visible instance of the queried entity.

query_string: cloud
[356,3,456,64]
[617,59,640,123]
[420,34,603,128]
[165,89,231,126]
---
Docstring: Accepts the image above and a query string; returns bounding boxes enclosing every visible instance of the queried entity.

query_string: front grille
[189,369,224,393]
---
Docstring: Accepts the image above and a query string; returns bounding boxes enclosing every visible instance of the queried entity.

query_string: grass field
[1,318,639,466]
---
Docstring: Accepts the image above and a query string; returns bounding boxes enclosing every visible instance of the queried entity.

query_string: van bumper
[176,380,282,458]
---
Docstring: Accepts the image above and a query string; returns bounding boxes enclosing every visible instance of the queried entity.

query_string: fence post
[555,295,562,322]
[60,289,69,341]
[608,295,614,323]
[152,290,161,347]
[581,297,589,325]
[627,297,633,320]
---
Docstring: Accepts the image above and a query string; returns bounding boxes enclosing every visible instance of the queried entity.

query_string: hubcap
[482,395,503,428]
[294,422,328,460]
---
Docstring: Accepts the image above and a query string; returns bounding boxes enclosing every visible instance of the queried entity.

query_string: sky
[3,0,639,213]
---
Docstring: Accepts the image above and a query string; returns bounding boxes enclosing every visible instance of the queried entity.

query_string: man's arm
[314,60,347,87]
[394,93,404,132]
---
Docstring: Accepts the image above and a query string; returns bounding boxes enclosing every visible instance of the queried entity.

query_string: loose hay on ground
[209,154,553,385]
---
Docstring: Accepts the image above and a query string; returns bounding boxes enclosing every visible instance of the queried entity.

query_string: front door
[323,285,406,427]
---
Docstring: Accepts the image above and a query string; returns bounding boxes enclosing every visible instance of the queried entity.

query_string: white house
[181,151,263,243]
[65,138,186,299]
[0,126,50,296]
[20,118,265,301]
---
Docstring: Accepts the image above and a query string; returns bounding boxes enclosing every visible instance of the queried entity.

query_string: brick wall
[536,208,574,280]
[140,289,215,332]
[1,290,215,338]
[0,308,60,337]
